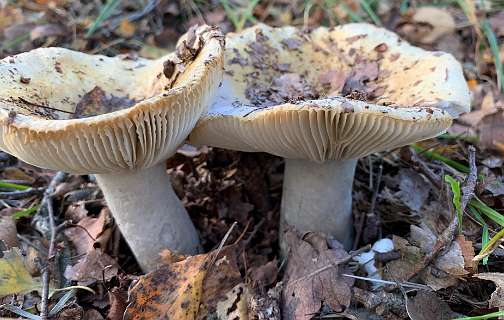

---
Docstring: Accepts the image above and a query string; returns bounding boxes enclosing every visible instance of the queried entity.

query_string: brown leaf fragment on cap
[374,43,388,52]
[319,69,347,96]
[282,38,303,50]
[73,86,136,119]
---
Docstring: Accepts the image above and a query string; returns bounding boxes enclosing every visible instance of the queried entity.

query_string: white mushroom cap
[189,23,471,162]
[0,25,224,174]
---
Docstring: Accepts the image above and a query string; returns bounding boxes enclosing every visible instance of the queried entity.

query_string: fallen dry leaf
[282,230,353,320]
[384,225,468,290]
[197,247,242,319]
[0,247,42,297]
[107,287,128,320]
[474,273,504,311]
[64,208,110,256]
[411,7,456,44]
[319,69,347,96]
[0,209,18,248]
[125,246,242,320]
[395,168,431,212]
[215,283,249,320]
[249,259,278,288]
[83,309,104,320]
[125,253,207,320]
[30,24,65,41]
[456,235,476,272]
[64,249,119,286]
[405,290,460,320]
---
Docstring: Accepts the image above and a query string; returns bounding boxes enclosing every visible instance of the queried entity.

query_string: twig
[39,172,67,320]
[342,274,431,290]
[0,187,45,200]
[405,146,477,281]
[286,244,371,287]
[460,146,477,213]
[353,159,383,249]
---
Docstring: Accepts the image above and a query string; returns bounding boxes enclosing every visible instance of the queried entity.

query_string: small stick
[405,146,477,281]
[286,244,371,287]
[39,172,67,320]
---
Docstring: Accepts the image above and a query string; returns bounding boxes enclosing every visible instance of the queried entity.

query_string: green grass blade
[469,198,504,227]
[0,181,31,191]
[482,223,489,264]
[410,144,470,173]
[85,0,121,38]
[473,227,504,263]
[340,3,363,22]
[359,0,382,25]
[481,19,504,93]
[445,175,463,233]
[220,0,239,30]
[469,206,491,265]
[453,310,504,319]
[12,205,40,220]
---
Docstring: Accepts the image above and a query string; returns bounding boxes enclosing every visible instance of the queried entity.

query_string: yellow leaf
[0,248,42,297]
[125,254,208,320]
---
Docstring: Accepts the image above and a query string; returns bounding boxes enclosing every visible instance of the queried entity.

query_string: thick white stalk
[96,164,200,271]
[281,158,357,250]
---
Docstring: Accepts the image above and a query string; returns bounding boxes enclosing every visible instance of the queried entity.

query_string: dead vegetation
[0,1,504,320]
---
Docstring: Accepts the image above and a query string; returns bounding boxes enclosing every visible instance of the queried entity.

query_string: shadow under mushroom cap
[189,23,471,162]
[0,25,224,174]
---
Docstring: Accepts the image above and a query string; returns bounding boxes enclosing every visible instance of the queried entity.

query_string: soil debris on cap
[19,76,30,84]
[245,73,319,108]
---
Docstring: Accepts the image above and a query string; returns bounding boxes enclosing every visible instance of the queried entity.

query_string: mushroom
[189,23,471,249]
[0,25,225,271]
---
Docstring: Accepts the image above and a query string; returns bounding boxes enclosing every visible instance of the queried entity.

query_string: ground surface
[0,1,503,319]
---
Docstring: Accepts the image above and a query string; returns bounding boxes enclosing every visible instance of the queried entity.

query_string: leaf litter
[1,1,504,320]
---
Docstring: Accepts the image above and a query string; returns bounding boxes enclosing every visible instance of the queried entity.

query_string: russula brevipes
[0,25,224,271]
[189,23,471,249]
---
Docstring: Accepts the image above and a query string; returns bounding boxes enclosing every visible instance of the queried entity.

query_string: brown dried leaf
[73,86,136,119]
[282,230,353,320]
[406,291,459,320]
[341,61,379,100]
[197,247,242,319]
[319,69,347,96]
[410,7,456,44]
[474,273,504,311]
[395,168,431,212]
[271,73,318,102]
[64,208,109,256]
[455,235,475,272]
[64,249,118,286]
[30,24,65,41]
[249,260,278,289]
[0,209,19,248]
[478,109,504,152]
[107,287,128,320]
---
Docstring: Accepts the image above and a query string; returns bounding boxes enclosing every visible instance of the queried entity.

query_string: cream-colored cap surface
[189,23,471,162]
[0,25,224,174]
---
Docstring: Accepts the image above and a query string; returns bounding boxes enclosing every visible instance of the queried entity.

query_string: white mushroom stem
[95,163,200,272]
[281,158,357,250]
